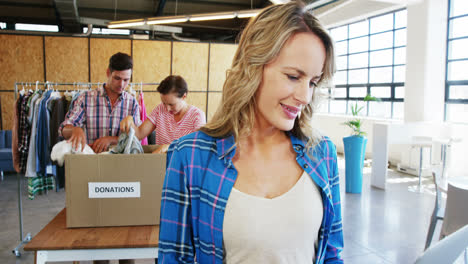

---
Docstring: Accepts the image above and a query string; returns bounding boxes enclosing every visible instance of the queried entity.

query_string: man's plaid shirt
[59,85,141,144]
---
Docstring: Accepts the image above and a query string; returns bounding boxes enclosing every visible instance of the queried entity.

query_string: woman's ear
[182,93,187,100]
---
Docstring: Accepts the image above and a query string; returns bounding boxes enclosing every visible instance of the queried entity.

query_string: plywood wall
[45,36,89,84]
[0,92,17,131]
[143,92,161,114]
[186,93,207,116]
[172,42,209,92]
[0,34,238,130]
[132,40,171,89]
[0,35,44,130]
[207,92,223,121]
[90,38,131,83]
[208,43,237,92]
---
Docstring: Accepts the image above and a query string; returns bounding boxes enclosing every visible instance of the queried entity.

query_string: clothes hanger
[19,83,25,96]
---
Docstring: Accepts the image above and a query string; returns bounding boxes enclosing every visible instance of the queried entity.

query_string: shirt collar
[216,134,236,160]
[216,131,307,160]
[99,83,127,100]
[289,131,306,154]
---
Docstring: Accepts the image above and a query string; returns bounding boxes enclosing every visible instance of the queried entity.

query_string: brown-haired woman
[120,75,206,153]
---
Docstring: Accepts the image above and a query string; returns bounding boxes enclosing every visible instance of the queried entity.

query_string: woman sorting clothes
[120,75,206,153]
[157,1,343,264]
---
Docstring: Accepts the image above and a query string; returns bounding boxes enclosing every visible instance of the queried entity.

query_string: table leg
[418,147,423,189]
[36,251,47,264]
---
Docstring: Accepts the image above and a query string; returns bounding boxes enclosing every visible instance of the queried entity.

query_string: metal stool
[408,136,433,193]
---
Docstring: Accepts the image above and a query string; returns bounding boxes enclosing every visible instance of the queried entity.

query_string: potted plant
[342,94,380,193]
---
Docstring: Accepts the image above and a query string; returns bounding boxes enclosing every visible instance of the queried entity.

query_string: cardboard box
[65,145,166,228]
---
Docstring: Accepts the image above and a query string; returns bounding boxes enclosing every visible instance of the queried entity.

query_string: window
[446,0,468,123]
[83,27,130,35]
[15,23,59,32]
[322,9,407,119]
[0,22,6,29]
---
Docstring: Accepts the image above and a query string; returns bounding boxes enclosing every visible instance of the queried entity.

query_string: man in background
[59,52,140,264]
[60,52,141,154]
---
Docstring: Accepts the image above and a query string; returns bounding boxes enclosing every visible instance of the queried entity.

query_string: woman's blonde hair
[201,1,335,149]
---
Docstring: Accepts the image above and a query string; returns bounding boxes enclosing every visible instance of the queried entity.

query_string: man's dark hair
[108,52,133,72]
[157,75,188,97]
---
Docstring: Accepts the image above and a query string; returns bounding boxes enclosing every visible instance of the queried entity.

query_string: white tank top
[223,171,324,264]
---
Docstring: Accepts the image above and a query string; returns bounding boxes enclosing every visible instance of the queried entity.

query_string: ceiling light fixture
[269,0,290,4]
[147,16,189,25]
[237,9,261,18]
[189,12,237,22]
[107,9,262,28]
[108,19,145,29]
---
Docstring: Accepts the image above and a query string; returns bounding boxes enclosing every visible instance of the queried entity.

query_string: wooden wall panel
[207,92,223,122]
[172,42,209,92]
[0,34,44,130]
[208,44,237,92]
[90,38,131,83]
[133,40,171,89]
[45,36,88,83]
[142,92,161,114]
[0,35,44,91]
[186,93,207,115]
[1,92,16,131]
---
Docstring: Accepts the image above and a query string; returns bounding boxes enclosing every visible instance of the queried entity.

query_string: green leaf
[364,94,381,102]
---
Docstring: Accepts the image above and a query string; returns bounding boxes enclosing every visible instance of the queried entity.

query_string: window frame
[445,0,468,123]
[325,8,407,119]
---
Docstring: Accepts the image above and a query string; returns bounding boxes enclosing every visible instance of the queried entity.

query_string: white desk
[371,122,452,189]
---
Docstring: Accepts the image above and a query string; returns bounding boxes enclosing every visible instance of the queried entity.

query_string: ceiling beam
[0,1,53,9]
[155,0,167,16]
[54,0,81,33]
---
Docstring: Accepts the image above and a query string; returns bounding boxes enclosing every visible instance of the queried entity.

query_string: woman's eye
[287,75,299,81]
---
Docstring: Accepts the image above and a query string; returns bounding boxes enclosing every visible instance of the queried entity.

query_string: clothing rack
[11,81,159,257]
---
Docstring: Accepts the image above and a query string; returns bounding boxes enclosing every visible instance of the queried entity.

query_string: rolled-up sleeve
[58,94,86,137]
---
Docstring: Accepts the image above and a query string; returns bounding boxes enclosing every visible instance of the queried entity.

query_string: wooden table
[24,208,159,264]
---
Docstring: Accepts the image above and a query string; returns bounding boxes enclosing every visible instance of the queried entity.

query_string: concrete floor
[0,156,459,263]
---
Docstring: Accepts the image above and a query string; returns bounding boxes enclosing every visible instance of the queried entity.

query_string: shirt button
[303,164,309,169]
[294,146,301,151]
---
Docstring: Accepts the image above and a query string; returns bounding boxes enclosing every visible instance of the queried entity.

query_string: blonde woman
[158,1,343,263]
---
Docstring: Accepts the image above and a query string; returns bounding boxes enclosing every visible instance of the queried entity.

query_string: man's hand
[120,116,136,134]
[152,144,170,154]
[67,126,87,152]
[90,136,118,153]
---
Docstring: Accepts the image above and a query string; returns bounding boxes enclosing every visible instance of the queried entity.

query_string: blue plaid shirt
[158,131,344,264]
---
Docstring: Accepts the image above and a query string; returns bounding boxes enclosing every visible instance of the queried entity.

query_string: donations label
[88,182,141,198]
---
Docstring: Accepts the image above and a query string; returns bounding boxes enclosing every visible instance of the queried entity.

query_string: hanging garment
[25,92,43,177]
[12,95,22,173]
[35,90,53,175]
[49,96,66,149]
[18,92,33,173]
[139,92,148,145]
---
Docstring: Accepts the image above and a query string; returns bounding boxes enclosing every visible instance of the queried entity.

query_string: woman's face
[160,92,186,115]
[255,32,326,132]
